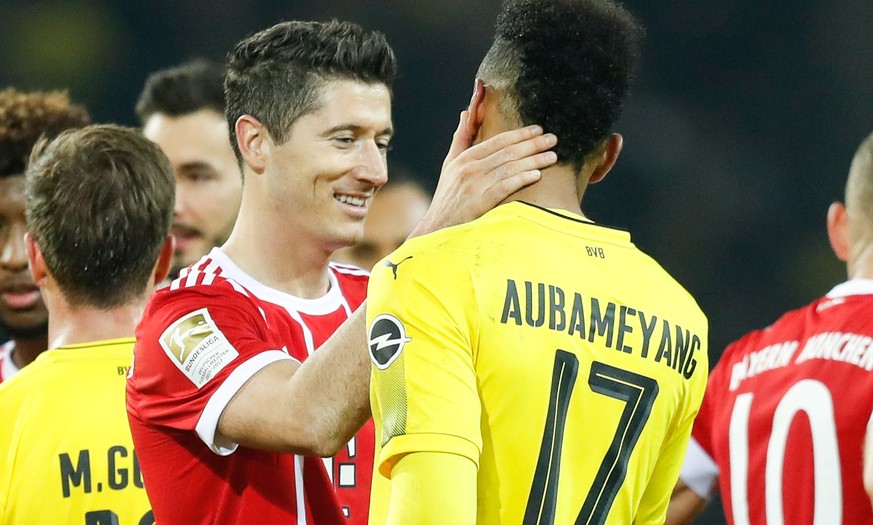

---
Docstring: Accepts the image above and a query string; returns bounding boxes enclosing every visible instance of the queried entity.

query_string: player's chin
[329,226,365,251]
[0,311,48,338]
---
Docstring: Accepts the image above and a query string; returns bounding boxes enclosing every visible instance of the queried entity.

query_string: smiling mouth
[335,194,367,207]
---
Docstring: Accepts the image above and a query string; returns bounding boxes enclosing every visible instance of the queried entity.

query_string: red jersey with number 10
[686,280,873,525]
[126,249,373,525]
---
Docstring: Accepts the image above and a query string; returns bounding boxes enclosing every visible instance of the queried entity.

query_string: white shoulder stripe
[169,269,252,303]
[228,279,250,297]
[170,267,190,291]
[329,262,370,277]
[295,455,307,525]
[283,306,316,356]
[169,258,229,291]
[202,257,220,276]
[185,268,200,288]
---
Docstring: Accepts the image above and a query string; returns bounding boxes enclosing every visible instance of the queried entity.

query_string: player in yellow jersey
[367,1,709,524]
[0,125,174,523]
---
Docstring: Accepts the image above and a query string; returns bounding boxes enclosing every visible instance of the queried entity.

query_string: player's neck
[223,202,332,299]
[502,164,586,217]
[47,300,145,350]
[849,241,873,280]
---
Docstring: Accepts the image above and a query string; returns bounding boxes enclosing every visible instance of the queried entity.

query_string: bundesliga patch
[160,308,238,388]
[369,314,411,370]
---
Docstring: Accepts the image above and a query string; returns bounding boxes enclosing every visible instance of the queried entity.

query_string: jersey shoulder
[0,348,60,401]
[0,341,133,396]
[145,272,260,321]
[329,261,370,280]
[374,203,546,275]
[617,240,707,329]
[329,262,370,306]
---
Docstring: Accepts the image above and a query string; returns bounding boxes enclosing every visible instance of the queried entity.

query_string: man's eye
[334,137,355,146]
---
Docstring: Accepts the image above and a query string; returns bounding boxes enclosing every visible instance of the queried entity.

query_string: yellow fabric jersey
[367,202,708,525]
[0,338,152,525]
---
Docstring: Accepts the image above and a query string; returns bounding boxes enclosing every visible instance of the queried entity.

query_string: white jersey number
[728,379,842,525]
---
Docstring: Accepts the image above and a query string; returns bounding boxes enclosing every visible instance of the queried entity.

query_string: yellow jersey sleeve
[384,452,477,525]
[367,246,482,478]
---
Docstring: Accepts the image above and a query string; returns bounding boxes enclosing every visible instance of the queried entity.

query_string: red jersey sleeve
[691,330,762,456]
[127,282,297,454]
[691,355,724,458]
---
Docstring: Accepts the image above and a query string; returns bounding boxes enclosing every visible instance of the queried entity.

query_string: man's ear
[827,201,850,262]
[25,233,47,287]
[589,133,623,185]
[466,78,486,138]
[153,235,175,286]
[235,115,269,175]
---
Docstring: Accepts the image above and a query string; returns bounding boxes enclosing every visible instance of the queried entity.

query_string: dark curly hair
[0,88,90,177]
[225,19,397,163]
[135,59,226,124]
[478,0,643,173]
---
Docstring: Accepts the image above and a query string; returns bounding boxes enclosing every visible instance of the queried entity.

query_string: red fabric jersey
[126,249,373,525]
[684,280,873,525]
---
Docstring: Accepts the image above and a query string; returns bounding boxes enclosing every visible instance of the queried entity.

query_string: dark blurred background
[3,1,871,523]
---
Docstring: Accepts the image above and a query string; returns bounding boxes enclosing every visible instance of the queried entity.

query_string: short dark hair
[225,20,397,162]
[479,0,643,172]
[25,125,175,309]
[135,59,226,124]
[0,88,90,177]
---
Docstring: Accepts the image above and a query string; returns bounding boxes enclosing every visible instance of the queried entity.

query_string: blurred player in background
[366,0,709,523]
[667,131,873,524]
[0,88,89,383]
[127,18,556,525]
[332,164,431,270]
[137,59,242,280]
[0,124,172,523]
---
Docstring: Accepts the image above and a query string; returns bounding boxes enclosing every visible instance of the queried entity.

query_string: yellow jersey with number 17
[367,202,708,525]
[0,338,152,525]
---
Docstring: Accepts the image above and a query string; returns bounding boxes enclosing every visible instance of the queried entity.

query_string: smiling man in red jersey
[0,89,90,383]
